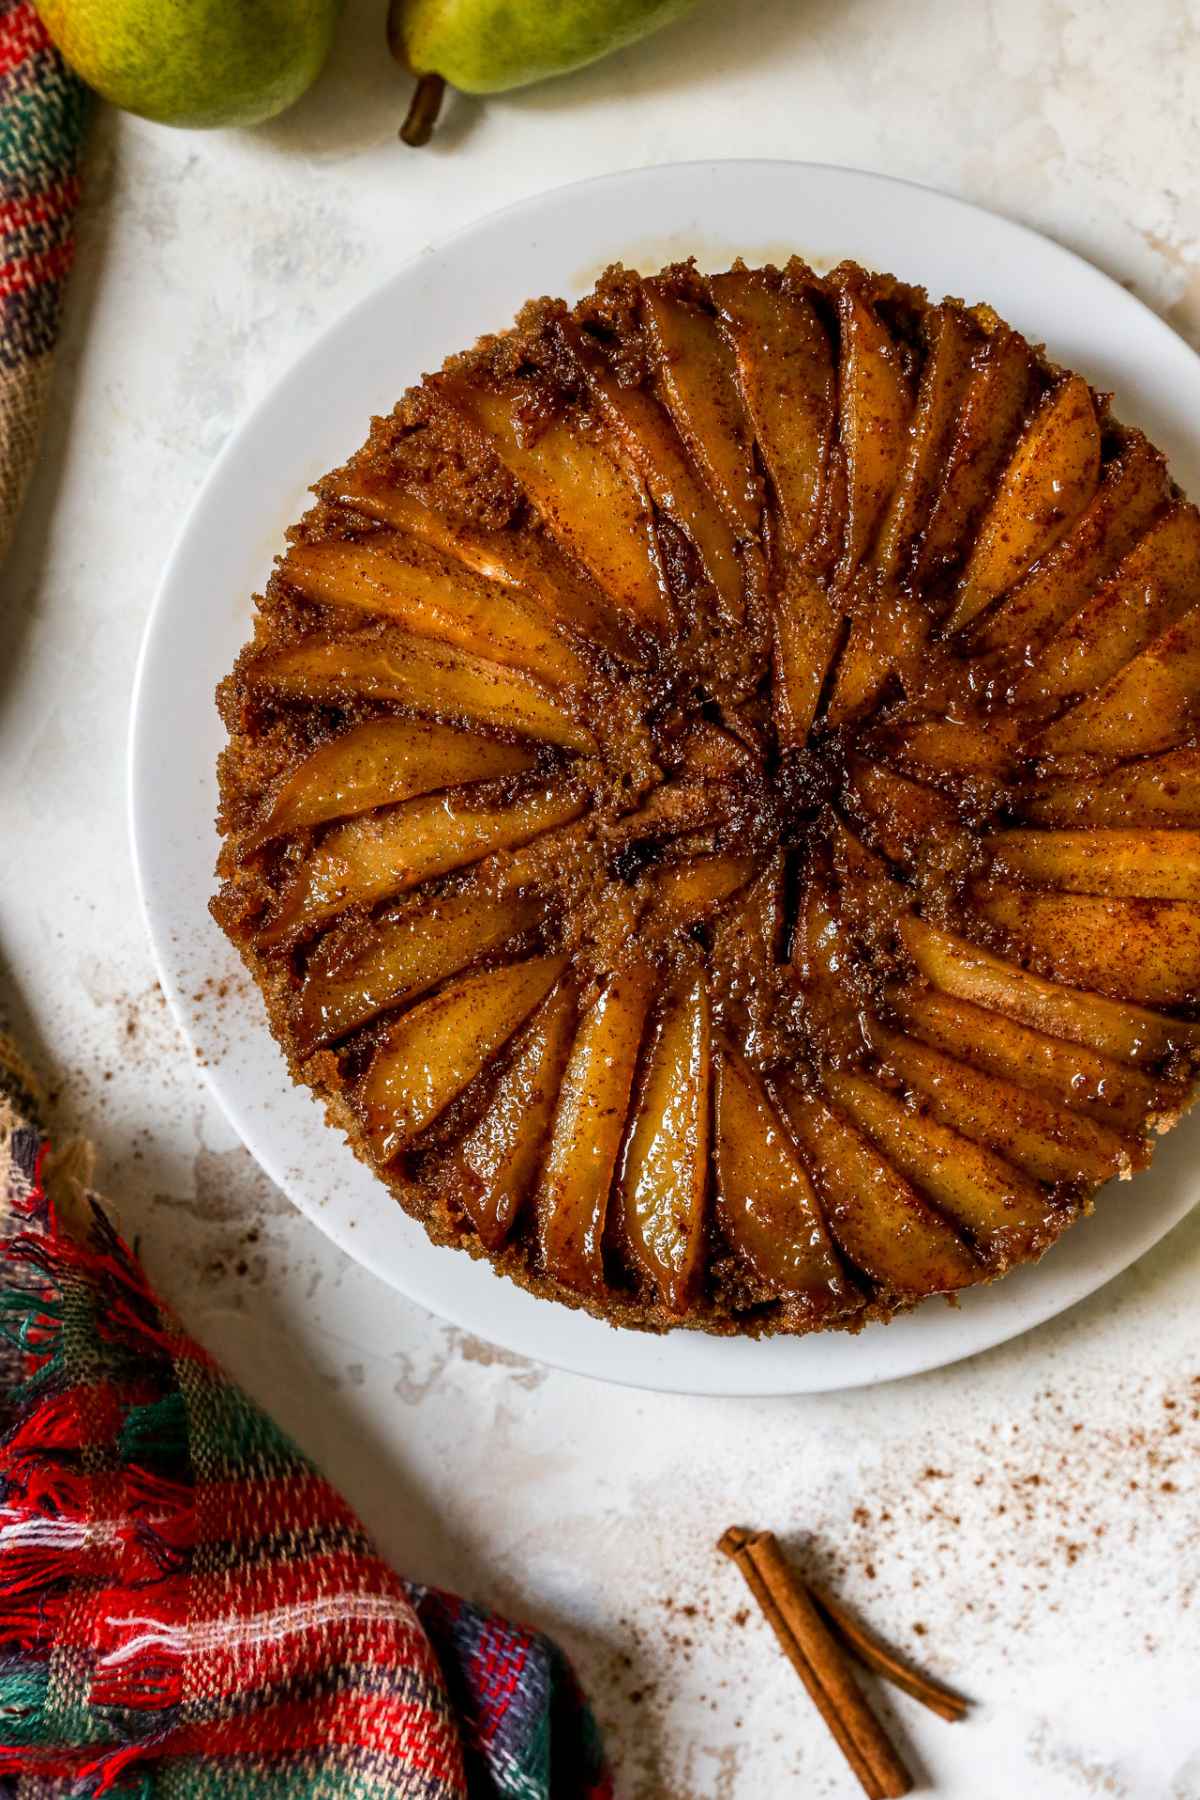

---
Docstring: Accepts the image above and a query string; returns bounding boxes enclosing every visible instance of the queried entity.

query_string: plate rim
[128,157,1200,1397]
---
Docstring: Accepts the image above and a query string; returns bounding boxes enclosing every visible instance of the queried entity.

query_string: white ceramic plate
[129,160,1200,1396]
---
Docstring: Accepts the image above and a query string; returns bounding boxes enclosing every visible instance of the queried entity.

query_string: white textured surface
[3,2,1200,1792]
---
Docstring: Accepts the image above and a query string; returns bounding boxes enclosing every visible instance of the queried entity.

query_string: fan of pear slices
[213,258,1200,1338]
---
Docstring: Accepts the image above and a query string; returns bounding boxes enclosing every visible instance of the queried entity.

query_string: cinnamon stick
[718,1527,912,1799]
[810,1582,968,1724]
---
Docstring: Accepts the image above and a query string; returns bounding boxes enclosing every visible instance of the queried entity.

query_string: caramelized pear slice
[901,915,1200,1064]
[970,436,1170,656]
[1012,503,1200,712]
[778,1085,978,1296]
[607,777,731,850]
[710,268,835,557]
[793,880,866,1062]
[443,978,577,1250]
[1019,749,1200,829]
[823,1069,1058,1263]
[641,279,762,539]
[834,286,912,582]
[713,1045,851,1307]
[985,829,1200,900]
[872,306,978,587]
[773,569,843,745]
[972,884,1200,1008]
[535,963,655,1295]
[619,970,712,1312]
[915,328,1038,586]
[845,757,965,864]
[557,317,744,624]
[295,885,545,1053]
[330,469,640,662]
[443,377,669,632]
[247,637,596,753]
[866,716,1016,784]
[259,783,584,946]
[946,375,1100,634]
[358,954,567,1163]
[1035,606,1200,758]
[823,591,931,728]
[672,718,756,780]
[829,816,913,940]
[650,851,757,921]
[709,854,786,1010]
[281,536,588,688]
[888,983,1167,1132]
[248,718,534,850]
[872,1027,1135,1185]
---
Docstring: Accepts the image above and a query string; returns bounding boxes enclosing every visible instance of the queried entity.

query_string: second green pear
[396,0,702,97]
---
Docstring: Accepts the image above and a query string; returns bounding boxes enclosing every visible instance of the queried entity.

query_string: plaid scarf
[0,0,85,560]
[0,7,612,1792]
[0,1041,611,1798]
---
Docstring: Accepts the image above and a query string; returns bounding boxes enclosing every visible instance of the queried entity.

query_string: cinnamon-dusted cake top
[212,258,1200,1338]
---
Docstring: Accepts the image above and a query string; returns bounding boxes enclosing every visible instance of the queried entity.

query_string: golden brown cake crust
[213,257,1200,1338]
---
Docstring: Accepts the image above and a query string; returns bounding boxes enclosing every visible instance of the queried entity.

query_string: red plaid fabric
[0,1044,611,1797]
[0,0,87,560]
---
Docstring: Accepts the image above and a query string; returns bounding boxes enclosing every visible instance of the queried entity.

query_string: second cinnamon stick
[810,1581,968,1724]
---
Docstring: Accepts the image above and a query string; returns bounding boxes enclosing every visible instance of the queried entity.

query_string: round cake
[213,258,1200,1337]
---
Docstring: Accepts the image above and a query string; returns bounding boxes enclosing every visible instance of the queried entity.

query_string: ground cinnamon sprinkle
[580,1368,1199,1795]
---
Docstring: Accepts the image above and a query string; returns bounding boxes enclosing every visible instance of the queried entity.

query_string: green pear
[390,0,703,144]
[34,0,338,129]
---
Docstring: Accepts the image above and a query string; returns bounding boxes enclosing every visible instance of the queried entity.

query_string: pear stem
[401,72,446,146]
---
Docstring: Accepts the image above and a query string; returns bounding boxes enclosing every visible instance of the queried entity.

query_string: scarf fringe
[0,1175,199,1783]
[10,1201,195,1370]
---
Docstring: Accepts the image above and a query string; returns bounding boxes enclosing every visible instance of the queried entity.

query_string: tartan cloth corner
[0,0,88,562]
[0,1067,612,1799]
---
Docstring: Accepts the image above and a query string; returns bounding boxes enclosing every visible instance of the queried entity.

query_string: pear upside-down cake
[214,258,1200,1337]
